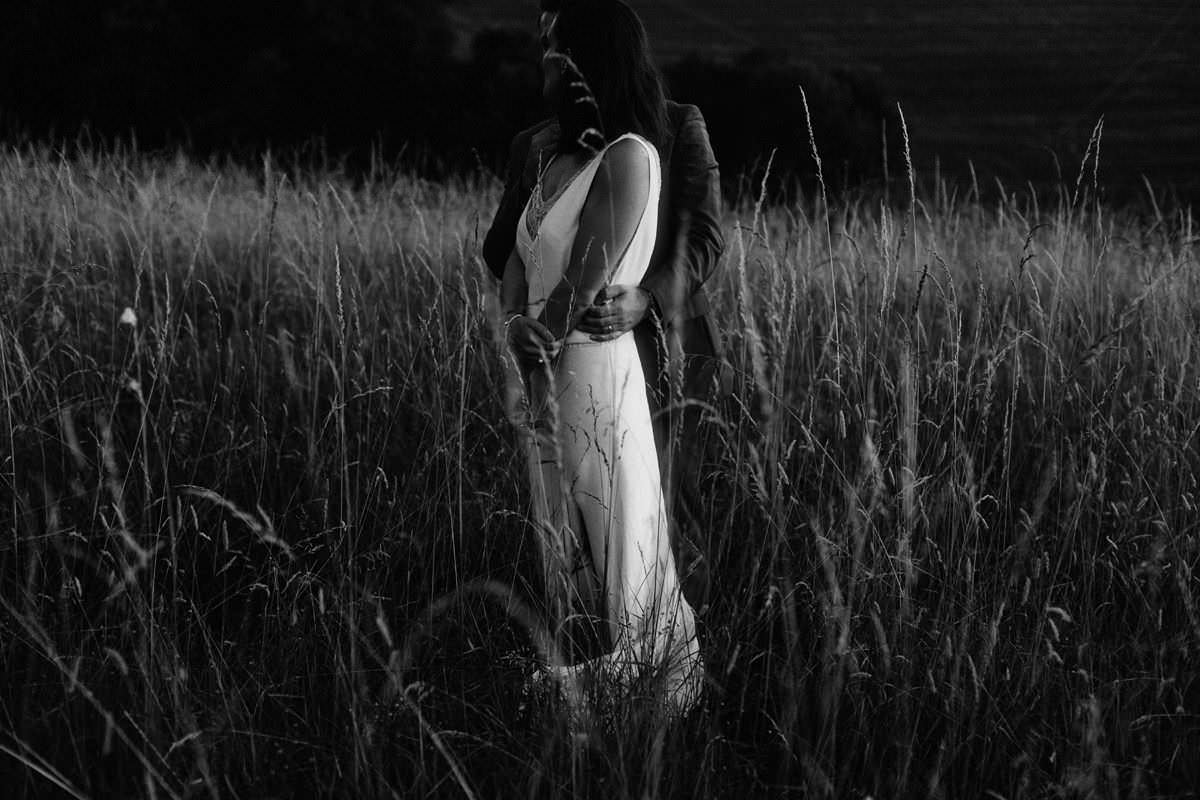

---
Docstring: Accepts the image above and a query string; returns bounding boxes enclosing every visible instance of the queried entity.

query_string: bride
[500,0,703,717]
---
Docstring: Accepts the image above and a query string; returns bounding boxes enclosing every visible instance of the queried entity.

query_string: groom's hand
[579,285,652,342]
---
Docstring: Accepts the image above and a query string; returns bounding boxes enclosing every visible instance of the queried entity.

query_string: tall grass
[1,140,1197,798]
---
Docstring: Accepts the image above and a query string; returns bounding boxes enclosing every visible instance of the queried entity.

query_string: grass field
[2,136,1200,798]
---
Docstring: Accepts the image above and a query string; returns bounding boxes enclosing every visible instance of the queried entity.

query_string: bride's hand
[506,315,560,365]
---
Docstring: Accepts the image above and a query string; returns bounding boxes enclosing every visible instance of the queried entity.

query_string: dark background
[2,0,1197,202]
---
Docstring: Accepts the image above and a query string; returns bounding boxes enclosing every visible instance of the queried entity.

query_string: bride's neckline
[536,151,589,205]
[525,152,590,240]
[524,134,643,241]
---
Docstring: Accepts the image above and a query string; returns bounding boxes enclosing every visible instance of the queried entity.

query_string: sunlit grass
[1,140,1197,798]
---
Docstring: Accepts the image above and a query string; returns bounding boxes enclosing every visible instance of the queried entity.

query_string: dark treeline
[0,0,899,195]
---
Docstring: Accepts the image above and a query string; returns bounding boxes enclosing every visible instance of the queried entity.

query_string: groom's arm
[640,105,724,326]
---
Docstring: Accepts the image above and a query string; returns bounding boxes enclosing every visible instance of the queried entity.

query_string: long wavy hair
[544,0,669,154]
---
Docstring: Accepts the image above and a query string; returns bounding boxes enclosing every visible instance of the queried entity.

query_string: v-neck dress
[514,133,703,715]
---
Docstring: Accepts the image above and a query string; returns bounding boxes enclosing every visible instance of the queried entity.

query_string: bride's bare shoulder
[599,135,655,179]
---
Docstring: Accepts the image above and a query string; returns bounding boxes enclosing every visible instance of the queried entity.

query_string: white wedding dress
[514,133,703,717]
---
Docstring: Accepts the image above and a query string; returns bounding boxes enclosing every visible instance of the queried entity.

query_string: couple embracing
[482,0,727,718]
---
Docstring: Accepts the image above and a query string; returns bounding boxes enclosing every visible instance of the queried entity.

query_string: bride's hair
[544,0,669,154]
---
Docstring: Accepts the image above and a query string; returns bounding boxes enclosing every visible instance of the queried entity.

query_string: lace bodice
[524,159,587,241]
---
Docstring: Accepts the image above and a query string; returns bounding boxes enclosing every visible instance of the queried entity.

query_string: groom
[482,0,728,541]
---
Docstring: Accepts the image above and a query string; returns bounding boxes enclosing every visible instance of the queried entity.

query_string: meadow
[1,134,1199,799]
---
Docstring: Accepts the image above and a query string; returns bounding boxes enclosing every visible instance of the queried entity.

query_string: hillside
[450,0,1200,196]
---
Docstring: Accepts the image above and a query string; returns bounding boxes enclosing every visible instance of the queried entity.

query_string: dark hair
[549,0,668,154]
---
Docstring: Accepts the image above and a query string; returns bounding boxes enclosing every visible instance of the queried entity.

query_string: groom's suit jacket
[482,101,729,406]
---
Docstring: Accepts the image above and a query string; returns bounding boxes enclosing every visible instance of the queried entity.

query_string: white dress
[514,133,702,716]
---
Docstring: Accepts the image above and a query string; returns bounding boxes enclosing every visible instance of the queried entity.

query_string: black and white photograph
[2,1,1198,797]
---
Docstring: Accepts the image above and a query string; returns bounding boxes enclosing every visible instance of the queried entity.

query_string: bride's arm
[537,138,651,341]
[500,247,526,319]
[502,246,559,363]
